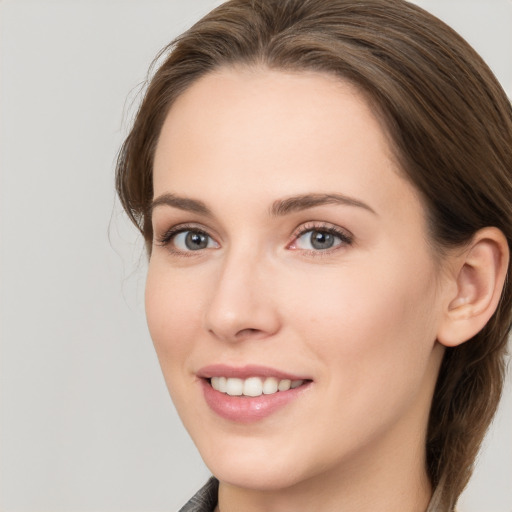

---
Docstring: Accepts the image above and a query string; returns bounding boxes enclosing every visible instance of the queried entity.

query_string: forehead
[153,66,420,220]
[155,67,385,157]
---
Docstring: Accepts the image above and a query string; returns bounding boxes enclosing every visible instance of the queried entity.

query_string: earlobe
[437,227,509,348]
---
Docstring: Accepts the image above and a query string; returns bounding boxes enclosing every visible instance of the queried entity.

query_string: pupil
[311,231,333,250]
[186,231,208,250]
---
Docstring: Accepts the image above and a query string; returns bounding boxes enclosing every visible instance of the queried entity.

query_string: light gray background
[0,1,510,510]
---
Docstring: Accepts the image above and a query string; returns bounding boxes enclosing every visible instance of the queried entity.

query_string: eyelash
[155,222,353,257]
[156,223,213,257]
[289,222,353,256]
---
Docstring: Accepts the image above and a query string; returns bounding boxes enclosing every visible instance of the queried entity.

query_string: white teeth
[211,377,220,391]
[262,377,278,394]
[211,376,227,392]
[278,379,291,391]
[210,376,305,396]
[243,377,263,397]
[226,378,244,396]
[218,376,227,393]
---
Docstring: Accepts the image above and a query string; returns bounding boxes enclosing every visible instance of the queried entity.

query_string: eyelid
[287,221,354,252]
[154,220,353,256]
[155,222,220,252]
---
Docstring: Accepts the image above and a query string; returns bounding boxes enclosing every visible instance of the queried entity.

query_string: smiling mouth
[208,376,309,397]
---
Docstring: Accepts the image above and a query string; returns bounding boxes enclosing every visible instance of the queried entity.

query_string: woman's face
[147,68,449,491]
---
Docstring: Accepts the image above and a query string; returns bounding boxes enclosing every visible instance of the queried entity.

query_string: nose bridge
[204,243,279,342]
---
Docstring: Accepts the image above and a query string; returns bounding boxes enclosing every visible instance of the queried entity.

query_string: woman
[116,0,512,510]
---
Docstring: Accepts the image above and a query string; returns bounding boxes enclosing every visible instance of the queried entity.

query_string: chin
[194,430,329,492]
[209,460,304,491]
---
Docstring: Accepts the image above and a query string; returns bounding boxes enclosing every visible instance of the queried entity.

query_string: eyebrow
[150,192,377,217]
[270,193,377,216]
[150,193,212,217]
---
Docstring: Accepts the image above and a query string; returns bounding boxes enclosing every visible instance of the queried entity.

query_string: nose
[203,251,281,343]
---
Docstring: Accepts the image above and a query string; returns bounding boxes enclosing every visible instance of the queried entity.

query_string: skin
[146,67,456,512]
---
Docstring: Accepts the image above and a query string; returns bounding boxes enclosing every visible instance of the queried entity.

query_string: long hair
[116,1,512,508]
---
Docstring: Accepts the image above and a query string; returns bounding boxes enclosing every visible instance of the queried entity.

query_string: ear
[437,227,509,347]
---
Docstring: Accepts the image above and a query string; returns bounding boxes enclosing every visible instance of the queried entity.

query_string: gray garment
[178,476,449,512]
[178,477,218,512]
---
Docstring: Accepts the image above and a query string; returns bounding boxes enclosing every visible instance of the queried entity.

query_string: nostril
[204,297,281,342]
[235,327,263,338]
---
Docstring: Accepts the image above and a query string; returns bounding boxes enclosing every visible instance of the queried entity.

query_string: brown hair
[116,0,512,508]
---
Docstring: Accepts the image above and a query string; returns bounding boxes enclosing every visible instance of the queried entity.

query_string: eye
[157,226,219,253]
[298,230,339,250]
[173,230,216,251]
[296,229,342,250]
[289,224,353,252]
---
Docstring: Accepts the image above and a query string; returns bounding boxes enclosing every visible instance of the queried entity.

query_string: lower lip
[201,379,310,423]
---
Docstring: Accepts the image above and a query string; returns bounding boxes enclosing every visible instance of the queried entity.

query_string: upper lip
[197,364,311,381]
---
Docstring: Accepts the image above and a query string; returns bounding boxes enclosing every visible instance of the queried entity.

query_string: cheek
[145,264,203,370]
[290,255,441,391]
[281,260,442,461]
